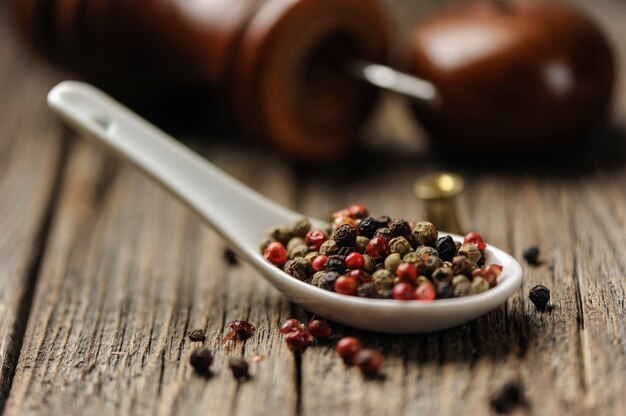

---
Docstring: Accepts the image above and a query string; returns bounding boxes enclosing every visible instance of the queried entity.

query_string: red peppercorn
[305,229,327,251]
[348,204,369,219]
[308,319,332,339]
[280,319,305,334]
[365,236,390,261]
[395,262,417,283]
[331,207,352,219]
[355,349,383,376]
[264,242,287,266]
[284,328,311,351]
[336,336,362,364]
[473,264,503,287]
[415,281,436,301]
[333,216,358,232]
[312,255,328,272]
[334,276,359,296]
[347,269,371,282]
[393,282,416,300]
[345,252,365,270]
[464,232,487,251]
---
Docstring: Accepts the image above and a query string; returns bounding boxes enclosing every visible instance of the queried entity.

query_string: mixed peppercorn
[261,204,503,300]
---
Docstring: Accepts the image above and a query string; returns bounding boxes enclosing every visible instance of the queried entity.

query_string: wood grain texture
[3,141,300,415]
[0,7,65,410]
[1,0,625,415]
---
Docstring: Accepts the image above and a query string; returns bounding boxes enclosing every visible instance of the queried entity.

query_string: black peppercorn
[436,284,454,299]
[451,255,474,278]
[229,358,250,380]
[325,255,346,273]
[358,217,380,238]
[334,224,357,248]
[523,245,541,266]
[490,381,526,413]
[529,285,550,311]
[190,348,213,375]
[323,271,340,291]
[188,329,207,342]
[389,219,411,238]
[337,246,355,257]
[376,216,391,228]
[435,235,457,261]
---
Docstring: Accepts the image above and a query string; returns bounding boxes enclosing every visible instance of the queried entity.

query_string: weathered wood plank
[3,140,300,415]
[0,6,65,410]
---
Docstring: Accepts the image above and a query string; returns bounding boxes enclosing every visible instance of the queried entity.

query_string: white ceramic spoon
[47,81,523,333]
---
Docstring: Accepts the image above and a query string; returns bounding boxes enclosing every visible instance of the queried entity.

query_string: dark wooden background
[0,0,625,415]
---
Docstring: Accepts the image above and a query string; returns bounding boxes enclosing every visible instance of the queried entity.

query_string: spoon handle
[47,81,299,253]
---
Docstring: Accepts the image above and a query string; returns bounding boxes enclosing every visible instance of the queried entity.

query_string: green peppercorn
[286,257,312,281]
[334,224,357,247]
[292,217,311,238]
[416,245,439,261]
[305,251,319,262]
[268,225,293,245]
[310,271,327,288]
[371,269,394,290]
[287,237,305,253]
[452,274,469,288]
[384,253,402,273]
[389,236,412,256]
[355,236,370,254]
[458,243,481,264]
[357,282,378,298]
[403,252,420,265]
[432,266,453,285]
[389,219,411,238]
[412,222,438,246]
[374,227,393,241]
[319,239,339,255]
[363,254,376,273]
[416,276,430,286]
[451,255,474,277]
[469,277,489,295]
[289,244,309,259]
[454,280,471,297]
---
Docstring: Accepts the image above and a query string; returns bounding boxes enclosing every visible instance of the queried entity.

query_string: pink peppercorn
[264,242,287,266]
[345,252,365,269]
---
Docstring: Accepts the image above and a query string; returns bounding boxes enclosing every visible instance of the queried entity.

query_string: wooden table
[1,1,625,415]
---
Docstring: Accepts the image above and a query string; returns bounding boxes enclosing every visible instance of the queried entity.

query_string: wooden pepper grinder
[12,0,390,160]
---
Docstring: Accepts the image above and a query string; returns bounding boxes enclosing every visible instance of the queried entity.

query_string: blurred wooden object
[11,0,389,160]
[1,1,626,415]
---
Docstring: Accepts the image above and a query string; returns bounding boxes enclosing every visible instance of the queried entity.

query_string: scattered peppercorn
[336,336,362,364]
[228,358,250,380]
[308,319,332,339]
[224,320,256,344]
[355,349,383,377]
[189,348,213,375]
[280,319,305,334]
[490,381,527,413]
[284,328,311,351]
[263,205,503,300]
[223,248,239,266]
[529,285,550,311]
[188,329,207,342]
[523,245,541,266]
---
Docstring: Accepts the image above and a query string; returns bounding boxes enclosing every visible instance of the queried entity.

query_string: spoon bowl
[47,81,523,333]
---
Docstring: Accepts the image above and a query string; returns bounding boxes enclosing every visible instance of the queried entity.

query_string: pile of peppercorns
[261,204,503,300]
